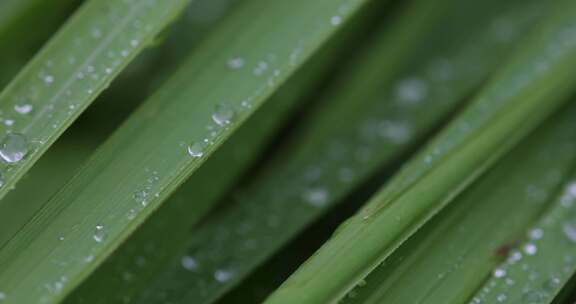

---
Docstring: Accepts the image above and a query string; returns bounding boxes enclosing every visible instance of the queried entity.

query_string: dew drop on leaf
[0,133,29,163]
[302,187,329,207]
[227,57,244,69]
[181,255,198,271]
[93,224,105,243]
[14,104,33,114]
[212,104,235,126]
[563,219,576,243]
[187,142,205,158]
[214,269,234,283]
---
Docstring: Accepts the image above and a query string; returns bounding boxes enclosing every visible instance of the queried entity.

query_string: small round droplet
[303,187,329,207]
[14,104,33,114]
[494,268,506,278]
[187,142,205,158]
[330,16,342,26]
[496,293,507,302]
[395,77,428,105]
[0,133,29,163]
[0,291,5,301]
[214,269,233,283]
[227,57,244,69]
[181,255,198,271]
[212,104,235,126]
[133,190,149,206]
[93,224,105,243]
[563,219,576,243]
[523,243,537,255]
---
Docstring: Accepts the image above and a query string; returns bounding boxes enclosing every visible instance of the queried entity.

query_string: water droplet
[187,142,205,158]
[494,268,506,278]
[522,290,545,303]
[93,224,105,242]
[563,219,576,243]
[330,16,342,26]
[227,57,244,69]
[0,292,5,301]
[43,75,55,85]
[212,104,235,126]
[395,77,428,105]
[214,269,233,282]
[303,187,329,207]
[14,104,33,114]
[3,119,14,127]
[133,189,149,206]
[496,293,507,302]
[0,133,29,163]
[529,228,544,240]
[181,255,198,271]
[84,255,95,263]
[524,243,537,255]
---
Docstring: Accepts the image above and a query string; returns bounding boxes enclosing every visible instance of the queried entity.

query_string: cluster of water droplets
[470,181,576,303]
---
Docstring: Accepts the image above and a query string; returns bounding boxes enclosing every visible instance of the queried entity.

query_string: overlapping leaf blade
[341,103,576,303]
[0,0,370,302]
[124,0,551,303]
[265,1,576,302]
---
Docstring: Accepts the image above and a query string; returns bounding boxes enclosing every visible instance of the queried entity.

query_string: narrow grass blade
[0,0,190,204]
[340,103,576,304]
[132,0,548,303]
[265,2,576,303]
[470,151,576,303]
[65,23,346,303]
[0,0,238,247]
[0,0,370,302]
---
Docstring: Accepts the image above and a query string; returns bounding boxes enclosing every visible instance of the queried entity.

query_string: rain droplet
[214,269,233,283]
[0,133,29,163]
[563,219,576,243]
[303,187,329,207]
[227,57,244,69]
[529,228,544,240]
[395,77,428,105]
[187,142,205,158]
[133,189,149,206]
[43,75,55,85]
[523,243,537,255]
[212,104,235,126]
[0,292,5,301]
[181,255,198,271]
[494,268,506,278]
[93,224,105,243]
[14,104,33,114]
[496,294,507,302]
[330,16,342,26]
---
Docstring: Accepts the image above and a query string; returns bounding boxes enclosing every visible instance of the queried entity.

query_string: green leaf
[340,103,576,303]
[0,0,190,211]
[264,1,576,302]
[0,0,370,302]
[469,132,576,303]
[124,0,549,303]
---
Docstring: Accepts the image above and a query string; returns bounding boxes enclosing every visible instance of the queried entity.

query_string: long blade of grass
[65,18,350,303]
[0,0,370,302]
[340,103,576,303]
[265,2,576,302]
[470,159,576,303]
[0,0,189,205]
[131,0,549,303]
[0,0,239,247]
